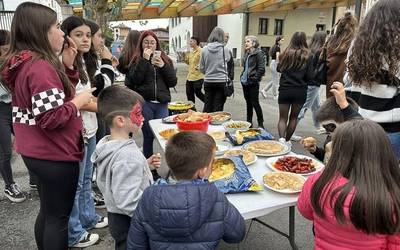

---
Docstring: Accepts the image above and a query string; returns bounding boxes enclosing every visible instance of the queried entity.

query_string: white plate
[215,141,232,155]
[245,155,258,166]
[266,155,325,176]
[242,140,291,157]
[263,172,306,194]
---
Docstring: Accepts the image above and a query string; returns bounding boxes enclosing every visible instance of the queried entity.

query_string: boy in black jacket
[127,131,245,250]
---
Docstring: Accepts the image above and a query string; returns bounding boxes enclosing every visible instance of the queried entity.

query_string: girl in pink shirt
[298,119,400,250]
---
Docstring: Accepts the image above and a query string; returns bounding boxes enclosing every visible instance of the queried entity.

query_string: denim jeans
[142,102,169,158]
[262,60,280,97]
[68,136,100,246]
[298,85,321,128]
[388,132,400,160]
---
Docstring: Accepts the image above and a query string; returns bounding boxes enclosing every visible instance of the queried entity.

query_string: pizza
[246,141,285,155]
[209,158,235,182]
[223,149,256,165]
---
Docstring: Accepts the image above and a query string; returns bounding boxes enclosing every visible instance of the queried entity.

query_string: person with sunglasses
[300,82,361,164]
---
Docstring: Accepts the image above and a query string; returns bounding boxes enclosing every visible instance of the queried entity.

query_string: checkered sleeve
[25,60,79,130]
[31,88,65,116]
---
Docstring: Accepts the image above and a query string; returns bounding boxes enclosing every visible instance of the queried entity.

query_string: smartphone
[153,50,161,58]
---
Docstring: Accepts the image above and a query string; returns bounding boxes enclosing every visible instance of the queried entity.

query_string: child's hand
[300,137,317,153]
[330,82,348,109]
[147,153,161,170]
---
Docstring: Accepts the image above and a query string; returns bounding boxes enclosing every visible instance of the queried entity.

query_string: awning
[73,0,356,20]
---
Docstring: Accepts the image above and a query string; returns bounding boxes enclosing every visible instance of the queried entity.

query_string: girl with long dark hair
[325,12,357,98]
[297,31,327,133]
[345,0,400,159]
[298,119,400,249]
[261,36,283,99]
[61,16,109,248]
[240,35,266,128]
[277,31,313,144]
[117,29,141,77]
[125,30,177,180]
[0,3,94,249]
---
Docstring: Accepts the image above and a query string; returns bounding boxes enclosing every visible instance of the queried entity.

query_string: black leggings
[242,83,263,126]
[203,82,227,112]
[0,102,14,187]
[278,103,304,141]
[186,79,205,104]
[22,156,79,250]
[108,212,131,250]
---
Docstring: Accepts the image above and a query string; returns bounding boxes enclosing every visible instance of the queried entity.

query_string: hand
[143,48,153,60]
[330,82,348,109]
[71,87,96,109]
[147,153,161,170]
[62,36,78,69]
[99,45,113,61]
[300,137,317,153]
[152,57,165,68]
[111,56,119,68]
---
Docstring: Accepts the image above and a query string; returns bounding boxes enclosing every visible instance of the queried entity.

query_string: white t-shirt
[76,80,98,139]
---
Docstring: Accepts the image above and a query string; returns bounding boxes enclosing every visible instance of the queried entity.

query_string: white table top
[149,119,299,220]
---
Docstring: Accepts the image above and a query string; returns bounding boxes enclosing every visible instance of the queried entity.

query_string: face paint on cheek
[130,103,145,127]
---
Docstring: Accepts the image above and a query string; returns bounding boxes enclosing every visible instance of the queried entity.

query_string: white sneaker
[291,134,302,142]
[72,233,99,248]
[94,216,108,229]
[315,127,326,134]
[278,137,286,144]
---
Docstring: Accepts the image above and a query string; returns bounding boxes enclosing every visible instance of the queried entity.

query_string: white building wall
[218,13,245,61]
[3,0,62,20]
[168,17,192,57]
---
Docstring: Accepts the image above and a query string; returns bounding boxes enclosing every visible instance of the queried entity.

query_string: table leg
[289,206,298,250]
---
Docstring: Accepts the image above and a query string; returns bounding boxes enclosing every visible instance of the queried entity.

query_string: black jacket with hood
[125,57,177,103]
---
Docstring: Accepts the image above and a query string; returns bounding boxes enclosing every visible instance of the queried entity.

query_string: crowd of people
[0,0,400,249]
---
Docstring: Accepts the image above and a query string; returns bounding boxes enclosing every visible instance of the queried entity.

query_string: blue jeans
[388,132,400,160]
[142,102,169,158]
[298,85,321,128]
[68,136,100,246]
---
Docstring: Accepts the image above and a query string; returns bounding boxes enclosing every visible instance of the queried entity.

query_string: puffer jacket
[298,173,400,250]
[127,180,245,250]
[240,48,266,84]
[125,57,177,103]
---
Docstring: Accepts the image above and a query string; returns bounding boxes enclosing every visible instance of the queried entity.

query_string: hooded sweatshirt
[127,180,246,250]
[1,50,83,162]
[200,42,231,83]
[91,135,153,217]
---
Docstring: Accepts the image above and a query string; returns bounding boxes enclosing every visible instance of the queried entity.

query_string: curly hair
[326,12,357,56]
[348,0,400,87]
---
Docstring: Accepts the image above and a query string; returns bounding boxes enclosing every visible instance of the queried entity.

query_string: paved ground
[0,63,327,250]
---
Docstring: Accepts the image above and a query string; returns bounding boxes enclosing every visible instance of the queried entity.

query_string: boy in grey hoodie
[91,85,160,250]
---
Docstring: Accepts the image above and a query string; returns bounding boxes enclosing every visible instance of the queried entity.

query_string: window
[258,18,268,34]
[274,19,284,36]
[232,48,237,59]
[0,0,4,11]
[316,24,326,31]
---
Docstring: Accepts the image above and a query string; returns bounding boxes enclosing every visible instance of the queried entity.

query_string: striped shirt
[345,70,400,133]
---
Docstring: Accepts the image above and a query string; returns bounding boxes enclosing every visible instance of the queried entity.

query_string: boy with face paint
[91,85,160,250]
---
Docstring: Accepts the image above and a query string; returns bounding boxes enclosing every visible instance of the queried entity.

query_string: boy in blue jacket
[127,131,246,250]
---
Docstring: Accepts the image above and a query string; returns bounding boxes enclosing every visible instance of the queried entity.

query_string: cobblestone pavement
[0,63,327,250]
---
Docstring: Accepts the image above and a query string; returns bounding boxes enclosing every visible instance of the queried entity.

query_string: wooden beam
[177,0,197,14]
[138,0,151,13]
[158,0,175,15]
[196,0,218,12]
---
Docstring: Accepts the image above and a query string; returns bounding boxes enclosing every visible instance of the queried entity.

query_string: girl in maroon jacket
[0,3,94,250]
